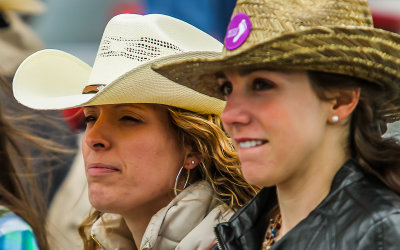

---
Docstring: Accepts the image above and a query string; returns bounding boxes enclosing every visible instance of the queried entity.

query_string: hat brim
[13,49,226,115]
[153,26,400,116]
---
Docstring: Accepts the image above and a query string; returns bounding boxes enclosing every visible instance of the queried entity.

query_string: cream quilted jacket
[90,181,234,250]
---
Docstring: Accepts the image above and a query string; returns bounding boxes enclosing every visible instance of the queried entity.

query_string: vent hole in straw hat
[98,36,183,62]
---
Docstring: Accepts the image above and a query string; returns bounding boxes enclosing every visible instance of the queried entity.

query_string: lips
[87,163,121,176]
[235,138,268,149]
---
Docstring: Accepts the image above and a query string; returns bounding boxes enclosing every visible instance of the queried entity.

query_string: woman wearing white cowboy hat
[155,0,400,249]
[12,14,258,249]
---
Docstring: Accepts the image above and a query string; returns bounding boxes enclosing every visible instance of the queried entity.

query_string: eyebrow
[216,68,277,79]
[84,104,147,111]
[113,104,145,110]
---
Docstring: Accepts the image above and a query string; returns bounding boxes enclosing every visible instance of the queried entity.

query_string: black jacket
[212,160,400,250]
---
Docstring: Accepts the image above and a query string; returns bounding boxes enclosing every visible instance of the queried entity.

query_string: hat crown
[90,14,222,85]
[224,0,373,56]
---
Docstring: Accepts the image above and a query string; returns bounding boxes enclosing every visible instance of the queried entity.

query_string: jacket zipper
[214,227,223,250]
[91,233,105,249]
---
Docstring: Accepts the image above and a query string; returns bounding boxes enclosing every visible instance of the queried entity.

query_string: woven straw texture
[153,0,400,122]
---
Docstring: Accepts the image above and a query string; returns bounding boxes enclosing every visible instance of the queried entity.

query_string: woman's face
[218,69,332,187]
[82,104,184,215]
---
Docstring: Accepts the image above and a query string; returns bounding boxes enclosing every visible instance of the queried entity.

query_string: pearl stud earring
[331,115,339,123]
[191,160,195,165]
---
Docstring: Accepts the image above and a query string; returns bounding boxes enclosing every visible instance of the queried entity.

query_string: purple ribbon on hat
[224,13,252,50]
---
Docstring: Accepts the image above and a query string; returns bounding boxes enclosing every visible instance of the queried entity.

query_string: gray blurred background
[28,0,400,64]
[29,0,237,64]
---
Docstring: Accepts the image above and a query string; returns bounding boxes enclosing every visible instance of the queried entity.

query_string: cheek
[268,100,328,162]
[121,134,182,183]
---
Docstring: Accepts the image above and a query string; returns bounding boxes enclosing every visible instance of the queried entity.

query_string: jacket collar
[214,159,363,249]
[91,181,230,250]
[214,184,276,249]
[328,158,364,195]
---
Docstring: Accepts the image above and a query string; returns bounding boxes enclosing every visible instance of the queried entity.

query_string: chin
[89,195,110,212]
[88,186,118,212]
[90,196,124,214]
[242,162,276,187]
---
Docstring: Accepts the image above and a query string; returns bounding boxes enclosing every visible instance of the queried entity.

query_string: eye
[83,115,96,125]
[120,116,142,123]
[253,78,274,91]
[218,81,233,96]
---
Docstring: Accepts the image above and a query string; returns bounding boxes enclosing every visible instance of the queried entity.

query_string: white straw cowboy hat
[154,0,400,122]
[13,14,225,115]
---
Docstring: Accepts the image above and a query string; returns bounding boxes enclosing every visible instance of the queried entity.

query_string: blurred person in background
[0,0,80,249]
[0,0,44,81]
[0,0,78,207]
[0,75,49,249]
[13,13,258,250]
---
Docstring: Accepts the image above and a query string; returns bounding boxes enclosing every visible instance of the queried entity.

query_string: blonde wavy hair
[79,106,258,249]
[166,106,258,207]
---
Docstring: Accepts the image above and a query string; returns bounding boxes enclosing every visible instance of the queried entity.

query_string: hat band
[82,84,106,94]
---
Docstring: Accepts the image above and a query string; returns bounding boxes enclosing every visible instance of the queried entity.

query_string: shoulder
[356,212,400,250]
[324,171,400,229]
[322,173,400,248]
[349,179,400,249]
[0,206,39,250]
[325,162,400,217]
[340,174,400,215]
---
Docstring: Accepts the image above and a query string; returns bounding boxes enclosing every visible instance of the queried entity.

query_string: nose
[84,116,111,151]
[221,92,251,128]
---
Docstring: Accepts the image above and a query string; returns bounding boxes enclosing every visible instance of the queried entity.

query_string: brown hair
[0,76,49,250]
[308,71,400,194]
[79,106,258,249]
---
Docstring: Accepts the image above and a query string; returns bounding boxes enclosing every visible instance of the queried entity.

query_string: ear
[183,152,202,170]
[328,88,360,123]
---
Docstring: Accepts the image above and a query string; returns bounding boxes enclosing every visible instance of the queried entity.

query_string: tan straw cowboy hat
[154,0,400,122]
[13,14,225,115]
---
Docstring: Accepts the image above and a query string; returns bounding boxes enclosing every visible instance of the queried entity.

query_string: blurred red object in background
[109,1,144,17]
[369,0,400,33]
[61,107,85,132]
[372,11,400,33]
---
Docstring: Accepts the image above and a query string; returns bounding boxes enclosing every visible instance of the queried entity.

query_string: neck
[122,195,173,249]
[123,207,157,249]
[275,126,349,240]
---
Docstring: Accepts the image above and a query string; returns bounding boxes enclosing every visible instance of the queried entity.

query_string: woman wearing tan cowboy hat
[155,0,400,249]
[12,14,258,249]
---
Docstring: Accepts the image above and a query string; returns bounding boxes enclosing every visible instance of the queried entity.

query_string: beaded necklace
[262,213,282,249]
